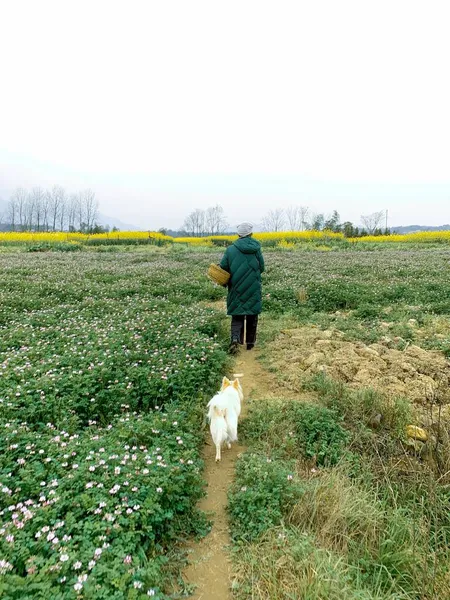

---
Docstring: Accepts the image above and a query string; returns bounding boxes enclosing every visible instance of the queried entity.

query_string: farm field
[1,246,450,598]
[229,248,450,599]
[0,251,228,599]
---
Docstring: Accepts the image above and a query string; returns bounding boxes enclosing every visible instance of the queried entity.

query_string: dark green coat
[220,236,265,316]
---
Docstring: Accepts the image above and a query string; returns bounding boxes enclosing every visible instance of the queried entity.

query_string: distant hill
[96,213,139,231]
[391,224,450,234]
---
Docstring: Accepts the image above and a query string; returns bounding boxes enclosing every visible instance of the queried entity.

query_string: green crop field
[1,246,450,599]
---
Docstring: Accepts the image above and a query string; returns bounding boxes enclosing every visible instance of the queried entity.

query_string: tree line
[182,206,389,237]
[1,187,103,233]
[182,205,228,236]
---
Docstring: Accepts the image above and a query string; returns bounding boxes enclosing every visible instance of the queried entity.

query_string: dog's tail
[213,405,226,417]
[207,396,226,422]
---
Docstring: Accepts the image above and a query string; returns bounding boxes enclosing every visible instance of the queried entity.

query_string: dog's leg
[215,443,221,462]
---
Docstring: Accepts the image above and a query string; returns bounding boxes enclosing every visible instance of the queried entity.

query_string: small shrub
[26,242,81,252]
[294,404,349,466]
[228,453,303,541]
[242,400,349,466]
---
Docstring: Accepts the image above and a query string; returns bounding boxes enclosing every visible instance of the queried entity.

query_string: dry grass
[232,527,376,600]
[288,469,385,554]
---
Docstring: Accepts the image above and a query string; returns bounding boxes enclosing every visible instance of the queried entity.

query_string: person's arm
[257,249,265,273]
[220,248,230,272]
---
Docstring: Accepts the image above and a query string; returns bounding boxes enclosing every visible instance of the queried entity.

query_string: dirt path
[183,348,286,599]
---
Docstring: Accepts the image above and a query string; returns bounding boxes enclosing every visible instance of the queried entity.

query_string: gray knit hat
[237,222,253,237]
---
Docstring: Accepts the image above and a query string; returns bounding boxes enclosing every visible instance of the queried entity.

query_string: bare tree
[205,204,228,235]
[10,191,30,230]
[262,208,286,232]
[184,209,206,236]
[76,193,86,231]
[80,189,98,232]
[67,195,78,231]
[49,185,66,231]
[299,206,310,231]
[194,209,206,236]
[25,192,34,230]
[42,192,51,231]
[361,211,385,234]
[183,212,195,236]
[7,195,18,230]
[17,188,27,231]
[59,192,67,231]
[30,187,45,231]
[285,206,300,230]
[285,205,309,231]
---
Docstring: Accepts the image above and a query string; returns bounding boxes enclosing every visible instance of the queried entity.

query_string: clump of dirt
[271,327,450,403]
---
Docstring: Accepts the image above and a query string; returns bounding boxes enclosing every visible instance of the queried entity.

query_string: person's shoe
[247,343,255,350]
[229,339,240,355]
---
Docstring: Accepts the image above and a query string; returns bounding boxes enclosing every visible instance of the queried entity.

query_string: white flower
[147,590,156,597]
[0,559,13,574]
[74,582,83,592]
[156,487,163,493]
[73,561,82,570]
[60,554,69,562]
[134,581,143,589]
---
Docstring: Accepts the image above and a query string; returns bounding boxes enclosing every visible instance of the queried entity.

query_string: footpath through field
[183,346,299,599]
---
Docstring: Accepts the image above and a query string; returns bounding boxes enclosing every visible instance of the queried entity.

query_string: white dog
[207,375,244,462]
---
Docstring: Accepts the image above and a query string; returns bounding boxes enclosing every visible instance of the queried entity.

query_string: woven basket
[207,263,230,286]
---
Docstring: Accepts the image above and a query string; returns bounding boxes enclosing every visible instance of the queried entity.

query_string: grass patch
[230,379,450,598]
[304,373,412,438]
[241,399,350,466]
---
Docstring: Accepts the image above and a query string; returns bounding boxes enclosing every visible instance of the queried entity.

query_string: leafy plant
[228,453,303,541]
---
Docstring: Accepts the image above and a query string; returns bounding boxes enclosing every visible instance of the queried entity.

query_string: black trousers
[231,315,259,345]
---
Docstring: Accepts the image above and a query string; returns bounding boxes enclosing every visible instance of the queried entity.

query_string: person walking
[219,222,265,354]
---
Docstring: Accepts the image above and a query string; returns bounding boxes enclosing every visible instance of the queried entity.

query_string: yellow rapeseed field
[1,229,450,245]
[0,231,171,244]
[350,231,450,243]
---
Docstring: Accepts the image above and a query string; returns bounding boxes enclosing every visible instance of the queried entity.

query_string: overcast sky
[1,0,449,230]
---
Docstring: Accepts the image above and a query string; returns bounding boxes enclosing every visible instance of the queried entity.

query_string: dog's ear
[232,379,240,390]
[222,376,231,389]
